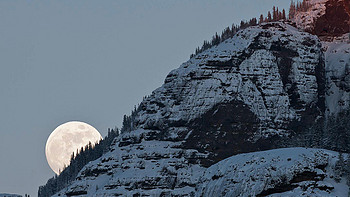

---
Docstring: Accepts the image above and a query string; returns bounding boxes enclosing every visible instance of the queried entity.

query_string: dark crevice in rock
[181,100,279,167]
[257,170,325,197]
[81,167,109,177]
[257,184,297,197]
[315,53,326,113]
[65,190,88,197]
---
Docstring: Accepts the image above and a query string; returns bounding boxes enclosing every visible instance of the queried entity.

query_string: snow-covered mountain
[50,21,348,196]
[42,0,350,196]
[55,145,348,196]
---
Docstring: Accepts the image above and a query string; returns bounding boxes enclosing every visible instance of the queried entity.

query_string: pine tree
[335,152,346,182]
[346,156,350,186]
[259,14,264,24]
[192,4,294,56]
[296,1,300,12]
[267,11,272,22]
[289,0,296,19]
[70,152,75,165]
[249,18,257,26]
[278,9,282,21]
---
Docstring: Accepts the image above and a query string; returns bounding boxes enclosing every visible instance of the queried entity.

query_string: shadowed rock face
[183,100,276,167]
[313,0,350,37]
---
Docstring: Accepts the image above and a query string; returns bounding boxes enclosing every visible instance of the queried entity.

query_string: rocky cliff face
[133,22,325,165]
[324,33,350,115]
[294,0,350,39]
[293,0,350,116]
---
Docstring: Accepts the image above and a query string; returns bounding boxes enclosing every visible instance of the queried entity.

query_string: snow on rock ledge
[54,147,348,196]
[54,129,207,196]
[197,148,348,197]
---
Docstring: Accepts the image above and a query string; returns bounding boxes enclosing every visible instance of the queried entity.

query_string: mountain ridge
[49,21,349,196]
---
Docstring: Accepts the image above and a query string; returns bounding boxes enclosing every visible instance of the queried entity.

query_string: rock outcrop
[294,0,350,39]
[293,0,350,116]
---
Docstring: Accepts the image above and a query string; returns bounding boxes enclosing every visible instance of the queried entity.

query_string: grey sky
[0,0,293,196]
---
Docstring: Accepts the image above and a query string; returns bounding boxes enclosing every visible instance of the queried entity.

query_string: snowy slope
[324,33,350,115]
[53,146,348,196]
[197,148,348,197]
[53,129,207,196]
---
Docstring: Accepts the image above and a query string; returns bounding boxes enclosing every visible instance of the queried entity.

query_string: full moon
[45,121,102,174]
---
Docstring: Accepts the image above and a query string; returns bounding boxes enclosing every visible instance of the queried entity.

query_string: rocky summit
[134,22,325,165]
